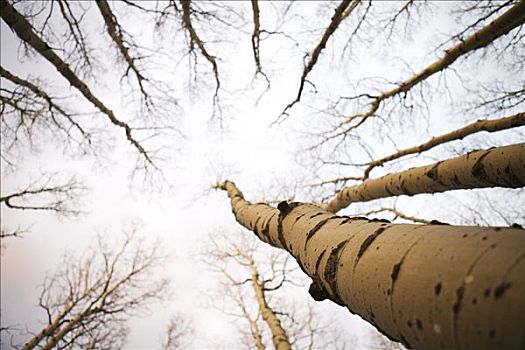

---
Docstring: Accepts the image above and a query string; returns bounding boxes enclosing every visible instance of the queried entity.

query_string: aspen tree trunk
[323,142,525,213]
[21,304,77,350]
[362,112,525,179]
[219,181,525,350]
[248,256,291,350]
[38,311,90,350]
[251,320,265,350]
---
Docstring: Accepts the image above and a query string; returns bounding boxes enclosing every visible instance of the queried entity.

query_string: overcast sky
[1,1,523,349]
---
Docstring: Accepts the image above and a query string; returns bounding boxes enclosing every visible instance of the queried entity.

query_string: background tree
[203,231,349,350]
[162,314,194,350]
[6,229,174,350]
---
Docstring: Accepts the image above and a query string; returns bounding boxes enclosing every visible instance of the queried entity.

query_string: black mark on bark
[252,216,261,235]
[452,286,465,314]
[503,163,524,187]
[430,220,450,225]
[308,281,328,301]
[293,213,306,224]
[426,162,442,183]
[399,179,413,196]
[315,250,326,277]
[324,239,349,304]
[494,282,510,299]
[471,150,493,183]
[309,212,324,219]
[339,217,352,225]
[305,217,333,246]
[262,213,275,245]
[391,262,402,283]
[357,227,388,260]
[416,318,423,331]
[434,282,442,295]
[370,218,391,223]
[277,202,300,249]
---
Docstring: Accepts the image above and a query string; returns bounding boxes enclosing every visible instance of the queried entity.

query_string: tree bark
[219,180,525,350]
[21,304,76,350]
[362,112,525,179]
[248,256,291,350]
[322,142,525,213]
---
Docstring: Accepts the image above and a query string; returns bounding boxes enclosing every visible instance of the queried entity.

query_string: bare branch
[278,0,359,120]
[337,1,525,132]
[0,65,94,158]
[361,207,432,224]
[0,226,30,239]
[1,174,86,215]
[55,0,93,75]
[250,0,262,74]
[361,112,525,179]
[96,0,153,109]
[20,230,168,350]
[322,142,525,213]
[0,0,156,166]
[180,0,221,119]
[162,314,194,350]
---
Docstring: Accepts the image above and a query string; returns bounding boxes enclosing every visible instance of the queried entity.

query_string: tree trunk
[322,142,525,213]
[21,303,76,350]
[219,181,525,350]
[362,112,525,179]
[248,256,291,350]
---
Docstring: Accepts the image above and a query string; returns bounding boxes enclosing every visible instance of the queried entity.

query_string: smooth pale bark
[248,256,291,350]
[363,112,525,179]
[38,309,93,350]
[21,304,77,350]
[219,181,525,350]
[322,142,525,213]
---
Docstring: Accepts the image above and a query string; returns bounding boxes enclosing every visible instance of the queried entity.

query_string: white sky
[1,1,524,349]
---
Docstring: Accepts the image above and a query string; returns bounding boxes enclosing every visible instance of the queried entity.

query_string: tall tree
[204,232,348,350]
[14,230,170,350]
[217,181,525,350]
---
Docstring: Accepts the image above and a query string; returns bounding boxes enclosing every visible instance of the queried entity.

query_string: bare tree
[0,66,96,166]
[327,1,525,137]
[204,231,347,350]
[13,229,169,350]
[1,174,86,216]
[162,314,194,350]
[1,0,157,167]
